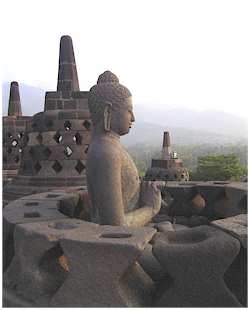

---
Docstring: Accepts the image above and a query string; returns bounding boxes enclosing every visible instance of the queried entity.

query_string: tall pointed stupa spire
[57,35,80,91]
[162,131,171,159]
[8,81,22,116]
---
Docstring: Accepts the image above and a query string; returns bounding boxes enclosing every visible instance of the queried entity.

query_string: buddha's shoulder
[88,137,122,160]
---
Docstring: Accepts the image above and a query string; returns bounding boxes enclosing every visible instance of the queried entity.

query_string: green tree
[193,154,247,181]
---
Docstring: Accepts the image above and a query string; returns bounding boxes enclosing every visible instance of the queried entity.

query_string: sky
[2,0,250,118]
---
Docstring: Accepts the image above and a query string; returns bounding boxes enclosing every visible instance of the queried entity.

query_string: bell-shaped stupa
[145,131,189,181]
[3,36,92,205]
[3,82,32,184]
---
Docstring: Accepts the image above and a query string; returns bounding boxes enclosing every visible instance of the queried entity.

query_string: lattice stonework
[16,91,91,179]
[3,117,31,171]
[3,36,92,205]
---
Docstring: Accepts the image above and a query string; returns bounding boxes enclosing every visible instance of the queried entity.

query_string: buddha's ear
[103,102,112,132]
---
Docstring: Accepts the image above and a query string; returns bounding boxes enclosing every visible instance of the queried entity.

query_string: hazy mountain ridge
[133,105,248,138]
[121,122,247,147]
[2,83,248,146]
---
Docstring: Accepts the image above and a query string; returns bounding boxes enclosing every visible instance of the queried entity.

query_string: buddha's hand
[139,181,166,216]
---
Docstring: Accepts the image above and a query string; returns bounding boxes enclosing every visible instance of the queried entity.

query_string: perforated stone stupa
[145,131,189,181]
[3,36,92,205]
[3,82,31,184]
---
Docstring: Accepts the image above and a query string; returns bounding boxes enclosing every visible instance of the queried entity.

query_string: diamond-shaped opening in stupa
[36,133,43,144]
[75,160,85,174]
[64,121,72,131]
[11,139,18,147]
[84,145,89,154]
[54,131,63,144]
[73,132,82,145]
[52,160,63,173]
[43,147,52,159]
[83,120,91,130]
[64,146,73,158]
[34,161,42,173]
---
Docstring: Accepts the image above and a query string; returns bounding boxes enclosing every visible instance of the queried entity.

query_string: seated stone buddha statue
[86,71,164,227]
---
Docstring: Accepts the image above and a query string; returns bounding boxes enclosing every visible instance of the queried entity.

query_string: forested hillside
[125,142,247,178]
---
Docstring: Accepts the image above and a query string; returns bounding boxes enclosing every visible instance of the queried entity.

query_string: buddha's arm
[89,149,126,226]
[124,181,162,228]
[89,148,161,227]
[124,207,155,228]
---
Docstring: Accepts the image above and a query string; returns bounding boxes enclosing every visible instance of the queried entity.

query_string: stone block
[63,100,77,110]
[45,99,56,110]
[138,244,165,282]
[152,226,242,307]
[61,90,71,98]
[56,100,63,109]
[77,98,89,109]
[213,186,247,218]
[4,220,74,305]
[154,221,174,233]
[224,247,247,306]
[71,91,89,99]
[50,222,156,307]
[75,109,91,119]
[4,219,156,307]
[188,215,209,227]
[58,110,77,119]
[211,214,247,248]
[152,214,173,223]
[3,197,67,270]
[45,92,61,99]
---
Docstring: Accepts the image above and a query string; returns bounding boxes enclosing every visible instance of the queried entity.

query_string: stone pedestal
[152,226,242,307]
[4,218,156,307]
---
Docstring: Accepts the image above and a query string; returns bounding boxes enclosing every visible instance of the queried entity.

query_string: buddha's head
[88,71,135,136]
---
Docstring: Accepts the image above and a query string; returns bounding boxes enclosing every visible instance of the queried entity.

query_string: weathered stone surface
[8,81,22,116]
[154,221,174,233]
[224,247,247,306]
[4,219,156,307]
[145,131,189,182]
[211,214,247,248]
[50,222,156,307]
[213,186,247,218]
[3,82,31,176]
[154,181,247,220]
[138,244,165,282]
[188,215,209,227]
[189,193,206,214]
[3,189,88,270]
[4,220,75,306]
[86,71,163,226]
[3,196,67,271]
[152,214,173,223]
[152,226,242,307]
[3,36,92,205]
[172,223,189,230]
[57,35,79,92]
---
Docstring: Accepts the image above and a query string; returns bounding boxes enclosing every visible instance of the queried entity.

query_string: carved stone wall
[2,80,32,184]
[3,117,31,172]
[3,36,92,205]
[3,91,91,205]
[3,182,247,307]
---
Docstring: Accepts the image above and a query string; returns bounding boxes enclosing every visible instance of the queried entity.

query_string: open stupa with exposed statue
[145,131,189,182]
[2,35,248,308]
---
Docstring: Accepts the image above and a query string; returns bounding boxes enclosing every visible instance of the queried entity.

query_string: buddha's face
[110,97,135,136]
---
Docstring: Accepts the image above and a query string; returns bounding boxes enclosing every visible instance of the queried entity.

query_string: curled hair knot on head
[97,71,120,84]
[88,71,132,126]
